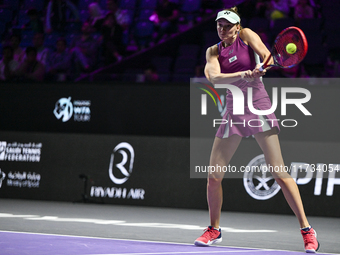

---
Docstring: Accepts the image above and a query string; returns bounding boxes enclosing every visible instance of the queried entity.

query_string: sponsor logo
[290,162,340,196]
[0,169,41,189]
[109,142,135,185]
[243,154,281,200]
[0,141,6,160]
[244,155,340,200]
[90,142,145,200]
[0,169,6,188]
[90,187,145,200]
[6,171,41,188]
[0,141,42,162]
[229,55,237,63]
[54,97,91,122]
[54,97,73,122]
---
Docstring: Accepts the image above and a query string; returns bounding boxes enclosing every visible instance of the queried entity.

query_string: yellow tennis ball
[286,43,297,54]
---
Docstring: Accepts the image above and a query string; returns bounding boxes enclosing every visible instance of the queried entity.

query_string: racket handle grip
[259,63,264,72]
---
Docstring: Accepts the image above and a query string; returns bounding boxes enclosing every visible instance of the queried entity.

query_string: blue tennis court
[0,231,333,255]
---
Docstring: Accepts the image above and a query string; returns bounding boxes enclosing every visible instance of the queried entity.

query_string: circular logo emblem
[243,154,281,200]
[53,97,73,122]
[109,142,135,185]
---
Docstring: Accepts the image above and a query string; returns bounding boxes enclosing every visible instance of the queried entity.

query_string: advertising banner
[0,131,196,208]
[0,130,339,216]
[0,83,190,137]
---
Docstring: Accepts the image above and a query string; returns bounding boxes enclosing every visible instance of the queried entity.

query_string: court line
[88,251,267,255]
[0,213,276,233]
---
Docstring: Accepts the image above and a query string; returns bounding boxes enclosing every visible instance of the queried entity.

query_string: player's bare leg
[195,134,241,246]
[208,135,242,228]
[254,128,309,228]
[255,128,320,252]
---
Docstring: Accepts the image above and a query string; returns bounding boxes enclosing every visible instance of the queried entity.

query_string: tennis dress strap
[217,42,221,55]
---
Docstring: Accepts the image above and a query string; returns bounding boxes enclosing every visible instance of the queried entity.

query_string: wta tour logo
[54,97,73,122]
[54,97,91,122]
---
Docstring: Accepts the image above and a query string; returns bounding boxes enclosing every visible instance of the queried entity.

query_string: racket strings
[273,30,307,68]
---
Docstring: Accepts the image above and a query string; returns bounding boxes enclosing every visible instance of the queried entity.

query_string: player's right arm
[204,45,252,84]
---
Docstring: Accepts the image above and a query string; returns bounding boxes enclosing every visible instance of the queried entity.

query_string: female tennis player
[194,7,319,253]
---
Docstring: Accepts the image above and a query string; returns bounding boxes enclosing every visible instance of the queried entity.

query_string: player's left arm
[240,28,273,74]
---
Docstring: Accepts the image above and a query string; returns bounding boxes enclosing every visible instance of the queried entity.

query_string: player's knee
[207,176,223,187]
[274,173,292,187]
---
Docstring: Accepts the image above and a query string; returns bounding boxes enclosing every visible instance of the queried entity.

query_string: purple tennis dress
[215,34,280,138]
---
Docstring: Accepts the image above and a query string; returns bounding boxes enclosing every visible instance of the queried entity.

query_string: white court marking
[88,251,268,255]
[0,213,276,233]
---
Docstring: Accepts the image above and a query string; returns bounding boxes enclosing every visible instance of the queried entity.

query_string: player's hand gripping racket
[259,26,308,71]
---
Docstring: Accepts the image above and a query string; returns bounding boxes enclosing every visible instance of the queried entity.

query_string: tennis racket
[259,26,308,71]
